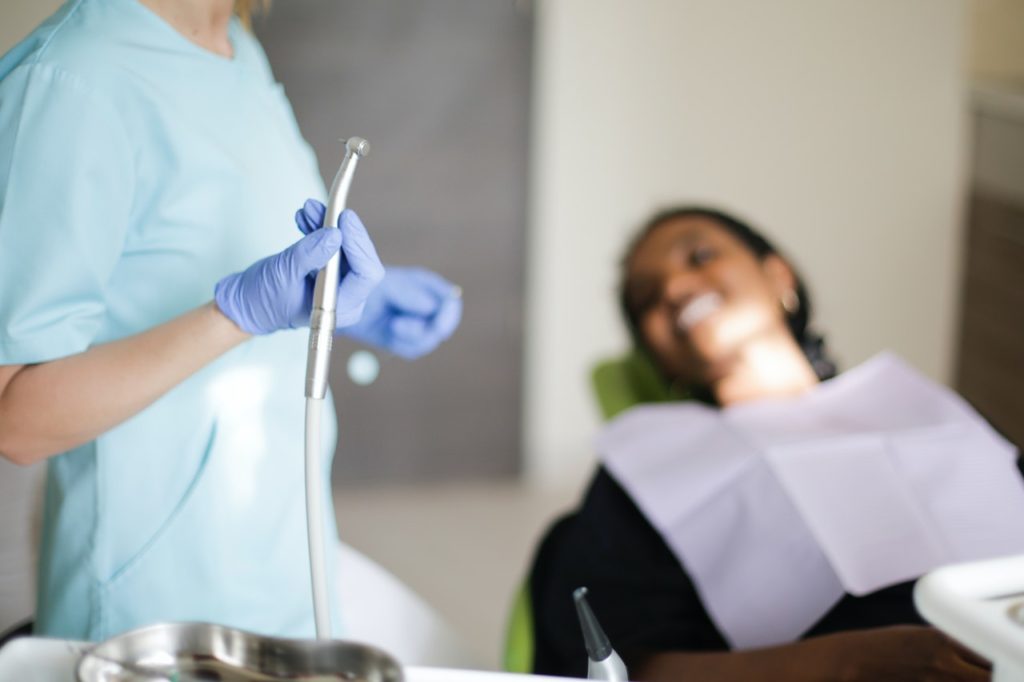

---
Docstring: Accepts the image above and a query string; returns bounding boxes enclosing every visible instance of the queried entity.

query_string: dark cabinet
[956,88,1024,449]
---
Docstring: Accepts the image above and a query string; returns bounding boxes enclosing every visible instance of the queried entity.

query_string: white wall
[524,0,968,486]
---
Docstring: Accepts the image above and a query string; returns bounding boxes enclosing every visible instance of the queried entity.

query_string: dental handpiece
[305,136,371,399]
[574,587,629,682]
[305,137,369,641]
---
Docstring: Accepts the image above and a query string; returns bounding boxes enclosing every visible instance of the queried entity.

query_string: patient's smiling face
[624,215,797,387]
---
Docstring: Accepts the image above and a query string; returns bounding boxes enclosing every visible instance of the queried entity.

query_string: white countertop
[0,637,574,682]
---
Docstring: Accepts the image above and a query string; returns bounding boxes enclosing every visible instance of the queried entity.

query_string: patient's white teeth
[677,292,723,330]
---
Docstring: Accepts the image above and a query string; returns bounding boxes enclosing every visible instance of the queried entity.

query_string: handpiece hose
[305,137,370,640]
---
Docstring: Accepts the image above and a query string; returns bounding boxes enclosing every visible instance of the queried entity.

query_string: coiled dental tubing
[305,137,370,640]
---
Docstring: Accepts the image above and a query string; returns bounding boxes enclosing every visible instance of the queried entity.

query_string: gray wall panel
[255,1,530,483]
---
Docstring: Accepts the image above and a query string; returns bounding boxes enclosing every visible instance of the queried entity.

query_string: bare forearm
[634,626,990,682]
[635,636,839,682]
[0,302,249,464]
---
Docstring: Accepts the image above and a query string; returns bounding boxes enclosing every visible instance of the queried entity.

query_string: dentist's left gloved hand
[296,199,463,359]
[214,208,385,335]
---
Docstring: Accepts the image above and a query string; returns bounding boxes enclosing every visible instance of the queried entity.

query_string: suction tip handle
[574,587,613,661]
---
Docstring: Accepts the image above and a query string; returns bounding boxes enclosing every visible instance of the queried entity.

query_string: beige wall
[0,0,62,55]
[0,0,62,632]
[970,0,1024,81]
[2,0,1017,77]
[524,0,969,485]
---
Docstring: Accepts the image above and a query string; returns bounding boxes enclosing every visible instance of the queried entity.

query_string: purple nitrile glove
[215,207,385,335]
[296,199,463,359]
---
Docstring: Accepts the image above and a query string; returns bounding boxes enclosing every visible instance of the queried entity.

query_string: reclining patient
[525,207,1024,681]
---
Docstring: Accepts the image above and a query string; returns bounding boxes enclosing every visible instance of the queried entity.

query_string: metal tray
[76,622,404,682]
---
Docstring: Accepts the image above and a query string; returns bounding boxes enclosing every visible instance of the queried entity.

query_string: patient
[525,207,999,681]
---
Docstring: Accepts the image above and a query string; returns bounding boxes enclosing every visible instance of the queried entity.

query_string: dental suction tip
[574,587,613,661]
[345,137,371,157]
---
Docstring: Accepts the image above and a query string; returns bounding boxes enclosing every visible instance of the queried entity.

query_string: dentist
[0,0,461,641]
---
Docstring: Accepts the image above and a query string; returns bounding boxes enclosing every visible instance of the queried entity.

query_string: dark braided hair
[619,206,837,387]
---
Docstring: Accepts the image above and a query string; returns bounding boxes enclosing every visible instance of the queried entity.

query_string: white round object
[347,350,380,386]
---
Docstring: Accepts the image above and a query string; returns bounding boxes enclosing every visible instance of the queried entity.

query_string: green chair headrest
[591,349,689,420]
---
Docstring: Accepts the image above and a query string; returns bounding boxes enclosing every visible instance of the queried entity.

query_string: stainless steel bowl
[77,622,404,682]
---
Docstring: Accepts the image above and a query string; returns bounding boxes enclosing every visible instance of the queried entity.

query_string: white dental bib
[597,353,1024,650]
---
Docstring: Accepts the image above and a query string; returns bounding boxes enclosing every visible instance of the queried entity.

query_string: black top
[527,467,925,678]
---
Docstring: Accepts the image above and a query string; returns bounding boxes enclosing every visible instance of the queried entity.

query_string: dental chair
[588,349,687,422]
[503,349,682,673]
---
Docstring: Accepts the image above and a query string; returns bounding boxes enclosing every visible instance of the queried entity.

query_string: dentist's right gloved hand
[214,209,385,335]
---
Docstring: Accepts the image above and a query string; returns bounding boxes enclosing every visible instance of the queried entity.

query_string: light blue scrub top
[0,0,341,640]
